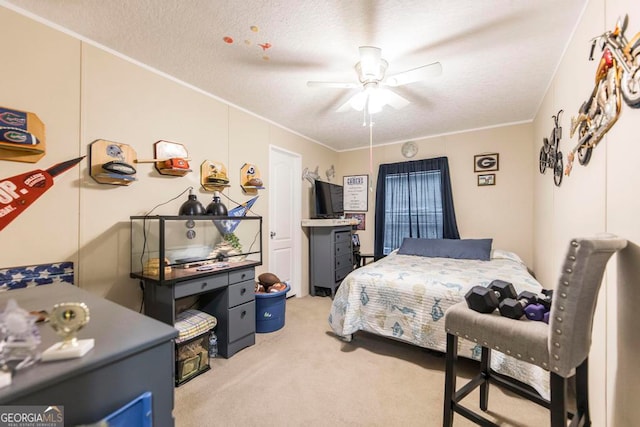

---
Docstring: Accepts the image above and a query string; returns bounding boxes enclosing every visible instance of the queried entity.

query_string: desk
[358,254,376,267]
[0,283,178,426]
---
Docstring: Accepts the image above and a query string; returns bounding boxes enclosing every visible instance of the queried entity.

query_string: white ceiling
[4,0,588,151]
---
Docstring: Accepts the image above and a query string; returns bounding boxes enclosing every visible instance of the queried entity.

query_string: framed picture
[477,173,496,186]
[474,153,499,172]
[343,175,368,212]
[345,213,365,230]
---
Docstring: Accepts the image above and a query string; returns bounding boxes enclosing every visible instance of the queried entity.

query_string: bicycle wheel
[539,146,547,174]
[554,152,563,187]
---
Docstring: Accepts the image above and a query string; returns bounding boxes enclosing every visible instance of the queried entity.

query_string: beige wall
[532,0,640,425]
[338,123,535,265]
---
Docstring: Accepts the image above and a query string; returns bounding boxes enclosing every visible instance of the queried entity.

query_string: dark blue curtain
[374,156,459,258]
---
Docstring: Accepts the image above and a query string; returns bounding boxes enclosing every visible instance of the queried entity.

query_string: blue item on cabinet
[255,282,290,333]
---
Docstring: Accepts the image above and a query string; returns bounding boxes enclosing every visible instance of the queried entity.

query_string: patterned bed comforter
[328,249,550,399]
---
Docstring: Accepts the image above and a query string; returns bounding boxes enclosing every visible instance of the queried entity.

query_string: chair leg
[480,346,491,411]
[576,358,591,426]
[550,372,568,427]
[443,333,458,427]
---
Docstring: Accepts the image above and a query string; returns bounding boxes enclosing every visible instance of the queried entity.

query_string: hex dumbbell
[499,290,552,321]
[465,280,517,314]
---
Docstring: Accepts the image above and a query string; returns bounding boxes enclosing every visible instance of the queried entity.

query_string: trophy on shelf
[41,302,94,361]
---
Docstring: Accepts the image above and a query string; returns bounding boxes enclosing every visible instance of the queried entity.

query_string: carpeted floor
[174,296,549,426]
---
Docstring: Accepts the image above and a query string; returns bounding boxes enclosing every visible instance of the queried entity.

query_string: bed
[328,239,550,399]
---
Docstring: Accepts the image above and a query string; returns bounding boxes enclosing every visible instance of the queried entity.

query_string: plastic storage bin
[255,282,290,333]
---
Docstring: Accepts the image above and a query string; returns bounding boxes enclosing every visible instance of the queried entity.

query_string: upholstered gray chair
[442,236,627,427]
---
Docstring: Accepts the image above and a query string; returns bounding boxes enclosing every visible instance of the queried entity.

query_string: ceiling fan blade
[382,89,410,110]
[385,62,442,87]
[336,91,367,112]
[307,81,359,89]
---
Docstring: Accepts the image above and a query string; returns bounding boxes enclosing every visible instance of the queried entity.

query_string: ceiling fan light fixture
[349,91,368,111]
[356,58,388,82]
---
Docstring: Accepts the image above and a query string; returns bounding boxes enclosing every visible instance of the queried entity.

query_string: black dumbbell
[499,290,552,320]
[465,280,517,314]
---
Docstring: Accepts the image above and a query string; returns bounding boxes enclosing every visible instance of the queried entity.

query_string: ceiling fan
[307,46,442,114]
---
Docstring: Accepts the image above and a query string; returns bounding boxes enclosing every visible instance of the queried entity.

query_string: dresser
[0,283,178,426]
[306,224,354,298]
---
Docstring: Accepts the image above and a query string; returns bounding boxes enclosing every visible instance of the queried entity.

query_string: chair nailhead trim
[554,355,560,360]
[554,342,560,347]
[559,306,565,311]
[554,367,559,371]
[565,268,573,273]
[517,353,522,358]
[464,334,469,338]
[569,255,576,261]
[473,338,477,342]
[556,329,562,334]
[543,363,548,368]
[530,357,535,362]
[506,350,511,354]
[571,241,578,247]
[446,328,450,332]
[556,317,562,322]
[563,281,569,286]
[561,292,567,298]
[495,346,500,350]
[483,341,488,345]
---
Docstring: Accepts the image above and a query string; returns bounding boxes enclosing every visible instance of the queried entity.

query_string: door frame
[268,145,302,297]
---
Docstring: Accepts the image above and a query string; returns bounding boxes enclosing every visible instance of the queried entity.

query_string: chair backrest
[548,236,627,377]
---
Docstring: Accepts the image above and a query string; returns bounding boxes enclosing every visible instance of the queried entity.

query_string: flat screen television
[314,180,344,219]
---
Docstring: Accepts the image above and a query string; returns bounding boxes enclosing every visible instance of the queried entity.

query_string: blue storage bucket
[255,282,290,333]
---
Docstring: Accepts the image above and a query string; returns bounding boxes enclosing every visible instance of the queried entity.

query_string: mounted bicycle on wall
[539,109,564,186]
[566,14,640,176]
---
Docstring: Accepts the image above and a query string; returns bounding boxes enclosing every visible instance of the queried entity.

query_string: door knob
[270,231,276,238]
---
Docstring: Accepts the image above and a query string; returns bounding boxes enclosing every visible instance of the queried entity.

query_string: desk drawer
[228,302,255,342]
[174,274,228,299]
[229,268,254,284]
[228,280,254,308]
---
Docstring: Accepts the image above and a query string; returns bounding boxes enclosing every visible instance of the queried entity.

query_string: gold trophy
[41,302,95,361]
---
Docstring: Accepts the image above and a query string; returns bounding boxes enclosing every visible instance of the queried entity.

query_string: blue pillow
[397,238,493,261]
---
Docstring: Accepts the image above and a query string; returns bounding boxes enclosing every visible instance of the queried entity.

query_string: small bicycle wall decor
[539,110,564,187]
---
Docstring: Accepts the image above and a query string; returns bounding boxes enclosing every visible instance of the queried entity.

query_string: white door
[269,146,301,297]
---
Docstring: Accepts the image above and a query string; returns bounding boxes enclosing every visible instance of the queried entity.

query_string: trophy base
[0,371,10,388]
[41,338,95,361]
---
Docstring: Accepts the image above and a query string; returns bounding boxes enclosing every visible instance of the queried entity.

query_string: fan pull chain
[369,114,374,192]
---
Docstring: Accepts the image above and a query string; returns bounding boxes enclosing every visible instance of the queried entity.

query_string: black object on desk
[0,283,178,426]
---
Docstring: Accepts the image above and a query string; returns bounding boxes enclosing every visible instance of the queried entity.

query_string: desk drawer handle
[241,310,247,318]
[240,287,246,295]
[201,282,208,289]
[241,273,246,279]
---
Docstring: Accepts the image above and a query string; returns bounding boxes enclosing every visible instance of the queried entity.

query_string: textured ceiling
[3,0,588,151]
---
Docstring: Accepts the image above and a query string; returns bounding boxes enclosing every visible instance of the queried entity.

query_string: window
[374,157,459,258]
[382,170,443,254]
